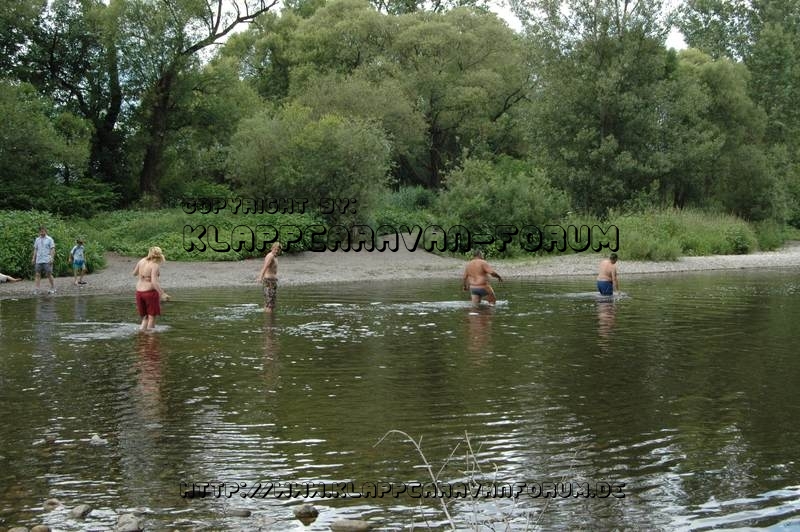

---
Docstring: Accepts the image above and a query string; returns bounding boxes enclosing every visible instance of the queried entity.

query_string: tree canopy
[0,0,797,225]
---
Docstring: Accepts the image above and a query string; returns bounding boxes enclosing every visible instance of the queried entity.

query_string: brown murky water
[1,270,800,530]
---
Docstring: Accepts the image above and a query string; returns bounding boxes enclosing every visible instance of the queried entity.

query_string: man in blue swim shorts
[597,253,619,296]
[462,250,503,307]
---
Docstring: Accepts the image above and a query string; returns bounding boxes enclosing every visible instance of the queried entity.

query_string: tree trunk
[90,42,125,191]
[427,122,443,188]
[139,69,175,197]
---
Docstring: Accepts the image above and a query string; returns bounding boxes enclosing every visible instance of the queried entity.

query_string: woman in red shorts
[132,246,169,331]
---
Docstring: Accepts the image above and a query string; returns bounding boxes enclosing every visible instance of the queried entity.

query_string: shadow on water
[1,272,800,530]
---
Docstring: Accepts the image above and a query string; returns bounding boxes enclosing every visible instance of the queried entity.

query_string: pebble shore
[2,242,800,300]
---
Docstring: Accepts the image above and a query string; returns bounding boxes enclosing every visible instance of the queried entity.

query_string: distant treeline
[1,0,799,231]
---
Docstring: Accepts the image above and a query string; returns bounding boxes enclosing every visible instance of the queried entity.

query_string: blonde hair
[271,242,282,253]
[146,246,166,263]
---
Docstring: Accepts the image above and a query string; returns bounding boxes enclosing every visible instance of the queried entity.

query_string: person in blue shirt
[32,226,56,294]
[69,238,87,286]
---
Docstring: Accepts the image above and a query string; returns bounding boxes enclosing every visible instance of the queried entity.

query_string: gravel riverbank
[2,243,800,300]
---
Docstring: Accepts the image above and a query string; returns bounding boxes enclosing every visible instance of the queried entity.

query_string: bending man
[597,253,620,296]
[462,250,502,307]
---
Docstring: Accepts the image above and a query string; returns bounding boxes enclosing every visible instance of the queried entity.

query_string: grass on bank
[566,208,767,261]
[1,203,796,278]
[70,207,323,261]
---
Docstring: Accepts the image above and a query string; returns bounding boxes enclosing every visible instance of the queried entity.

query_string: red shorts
[136,290,161,317]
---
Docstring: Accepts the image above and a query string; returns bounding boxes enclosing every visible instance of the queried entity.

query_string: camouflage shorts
[262,278,278,309]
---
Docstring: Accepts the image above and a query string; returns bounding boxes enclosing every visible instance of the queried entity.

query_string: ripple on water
[59,321,146,342]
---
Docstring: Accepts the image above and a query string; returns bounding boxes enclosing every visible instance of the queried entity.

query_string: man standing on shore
[462,249,502,306]
[597,253,619,296]
[32,226,56,294]
[258,242,282,313]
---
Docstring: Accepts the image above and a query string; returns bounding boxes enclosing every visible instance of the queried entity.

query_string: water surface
[1,270,800,530]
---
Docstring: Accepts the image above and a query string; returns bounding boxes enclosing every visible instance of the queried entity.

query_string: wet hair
[473,249,483,258]
[147,246,166,263]
[610,253,618,263]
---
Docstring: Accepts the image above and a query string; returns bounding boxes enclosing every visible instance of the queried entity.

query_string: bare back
[464,258,494,288]
[597,259,617,282]
[134,258,161,292]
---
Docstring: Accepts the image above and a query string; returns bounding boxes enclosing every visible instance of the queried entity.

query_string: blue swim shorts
[597,280,613,296]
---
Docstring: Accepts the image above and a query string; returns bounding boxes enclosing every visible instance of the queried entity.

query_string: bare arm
[612,267,619,293]
[150,263,164,297]
[132,260,140,276]
[485,262,503,282]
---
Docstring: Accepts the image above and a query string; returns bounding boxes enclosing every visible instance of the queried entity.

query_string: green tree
[0,0,46,76]
[219,11,302,102]
[678,0,800,222]
[670,50,771,219]
[436,156,569,240]
[390,7,530,187]
[227,105,392,223]
[519,0,676,214]
[21,0,130,200]
[222,0,530,189]
[118,0,280,199]
[157,57,263,203]
[0,81,94,212]
[293,72,428,180]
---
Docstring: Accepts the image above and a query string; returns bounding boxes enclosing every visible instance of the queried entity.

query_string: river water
[1,270,799,531]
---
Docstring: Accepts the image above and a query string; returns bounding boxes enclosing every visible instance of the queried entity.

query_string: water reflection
[134,332,164,423]
[596,301,617,346]
[262,313,281,392]
[34,296,58,356]
[73,294,88,322]
[2,274,800,530]
[466,307,493,362]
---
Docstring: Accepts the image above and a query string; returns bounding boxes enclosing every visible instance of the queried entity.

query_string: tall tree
[19,0,130,199]
[228,0,530,188]
[517,0,676,214]
[662,50,771,219]
[391,8,530,187]
[678,0,800,221]
[119,0,279,198]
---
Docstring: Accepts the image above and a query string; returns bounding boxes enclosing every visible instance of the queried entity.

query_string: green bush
[382,186,437,211]
[753,220,786,251]
[603,208,761,260]
[0,210,105,279]
[227,105,392,225]
[435,157,569,256]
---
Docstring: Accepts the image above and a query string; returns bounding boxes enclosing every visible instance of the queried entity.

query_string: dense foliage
[1,0,799,267]
[0,210,105,278]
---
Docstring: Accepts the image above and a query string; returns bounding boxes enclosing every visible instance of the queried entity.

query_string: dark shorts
[262,278,278,309]
[136,290,161,317]
[470,287,488,297]
[73,260,85,270]
[597,280,614,296]
[35,262,53,276]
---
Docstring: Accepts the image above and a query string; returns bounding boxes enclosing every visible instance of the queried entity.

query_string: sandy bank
[2,242,800,300]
